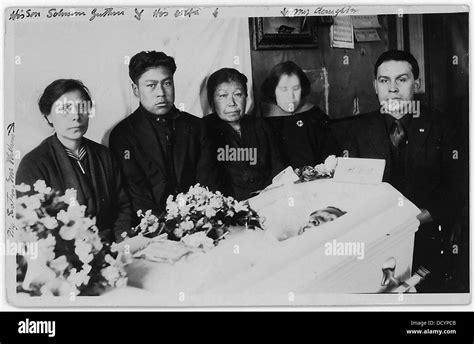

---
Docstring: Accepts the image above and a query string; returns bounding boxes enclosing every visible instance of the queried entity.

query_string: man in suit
[109,51,218,218]
[346,50,464,292]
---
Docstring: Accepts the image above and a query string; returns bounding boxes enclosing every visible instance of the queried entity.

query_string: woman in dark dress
[16,79,131,242]
[204,68,285,200]
[261,61,340,168]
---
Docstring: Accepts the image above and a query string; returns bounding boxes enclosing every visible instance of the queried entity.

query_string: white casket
[117,179,420,303]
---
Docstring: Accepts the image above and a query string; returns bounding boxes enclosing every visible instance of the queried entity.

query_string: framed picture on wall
[250,17,318,50]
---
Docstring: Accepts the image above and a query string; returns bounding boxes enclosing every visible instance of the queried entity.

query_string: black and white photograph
[3,3,470,307]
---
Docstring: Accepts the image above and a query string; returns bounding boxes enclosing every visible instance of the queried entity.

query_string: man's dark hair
[261,61,311,104]
[38,79,92,118]
[206,68,248,109]
[374,50,420,79]
[129,51,177,84]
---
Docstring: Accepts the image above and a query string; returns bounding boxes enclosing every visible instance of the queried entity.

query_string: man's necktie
[390,119,406,148]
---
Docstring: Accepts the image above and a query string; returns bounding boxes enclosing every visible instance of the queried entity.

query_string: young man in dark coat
[109,51,219,216]
[346,50,465,292]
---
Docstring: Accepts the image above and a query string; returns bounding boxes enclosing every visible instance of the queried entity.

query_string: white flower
[39,234,56,247]
[18,209,39,226]
[179,204,191,217]
[104,254,115,265]
[24,195,41,210]
[148,222,159,233]
[56,210,70,224]
[42,217,58,230]
[233,201,249,213]
[39,284,55,296]
[49,255,69,273]
[37,234,56,262]
[74,241,93,263]
[181,232,214,250]
[61,188,78,205]
[314,163,326,174]
[115,276,128,288]
[33,180,51,194]
[101,266,120,284]
[205,207,217,218]
[81,263,92,275]
[67,264,91,287]
[15,228,38,243]
[67,204,87,221]
[181,220,194,231]
[16,195,30,206]
[81,230,103,251]
[176,194,186,207]
[173,226,183,239]
[166,194,175,204]
[15,183,31,193]
[188,184,207,196]
[139,218,148,231]
[81,217,96,230]
[59,224,78,241]
[56,280,79,297]
[209,196,223,209]
[324,155,338,172]
[166,201,179,218]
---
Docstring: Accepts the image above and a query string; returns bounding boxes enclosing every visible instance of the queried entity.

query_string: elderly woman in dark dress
[204,68,285,200]
[261,61,340,169]
[16,79,131,242]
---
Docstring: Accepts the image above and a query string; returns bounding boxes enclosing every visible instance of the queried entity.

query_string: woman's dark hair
[206,68,248,109]
[261,61,311,104]
[129,51,177,84]
[374,50,420,79]
[38,79,92,118]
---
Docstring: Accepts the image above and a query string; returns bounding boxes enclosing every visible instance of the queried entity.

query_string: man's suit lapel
[173,116,191,185]
[129,110,167,177]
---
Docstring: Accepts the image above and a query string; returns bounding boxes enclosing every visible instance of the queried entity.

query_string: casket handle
[381,257,400,287]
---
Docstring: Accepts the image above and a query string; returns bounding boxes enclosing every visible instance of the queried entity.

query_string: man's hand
[416,208,433,225]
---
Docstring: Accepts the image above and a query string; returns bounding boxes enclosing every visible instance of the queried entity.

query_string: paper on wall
[354,28,381,42]
[352,15,382,29]
[330,16,354,49]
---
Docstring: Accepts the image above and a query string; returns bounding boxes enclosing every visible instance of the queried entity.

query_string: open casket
[109,178,420,304]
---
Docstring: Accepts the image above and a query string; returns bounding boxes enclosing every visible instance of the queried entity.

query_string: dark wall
[423,13,469,128]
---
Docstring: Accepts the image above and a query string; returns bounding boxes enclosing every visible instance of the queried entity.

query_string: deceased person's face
[213,81,247,124]
[133,66,175,116]
[47,90,89,141]
[300,207,347,233]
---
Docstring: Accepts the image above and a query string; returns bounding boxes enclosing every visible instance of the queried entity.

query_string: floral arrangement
[15,180,127,296]
[128,184,262,250]
[294,155,338,182]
